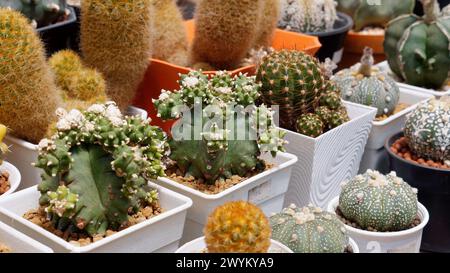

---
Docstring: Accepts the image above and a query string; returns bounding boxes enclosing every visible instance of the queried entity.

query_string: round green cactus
[0,0,69,27]
[296,113,324,138]
[270,204,349,253]
[339,170,419,232]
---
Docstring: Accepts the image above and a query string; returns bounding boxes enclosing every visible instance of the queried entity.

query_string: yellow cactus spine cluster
[0,124,9,165]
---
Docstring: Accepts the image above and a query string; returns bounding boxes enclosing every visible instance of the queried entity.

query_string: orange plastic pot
[133,20,321,133]
[339,30,386,69]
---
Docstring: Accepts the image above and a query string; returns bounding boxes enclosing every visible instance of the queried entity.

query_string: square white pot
[3,106,148,190]
[0,161,21,199]
[282,102,377,209]
[0,220,53,253]
[156,152,297,244]
[0,182,192,253]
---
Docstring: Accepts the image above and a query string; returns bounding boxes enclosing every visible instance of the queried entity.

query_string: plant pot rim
[385,132,450,173]
[328,196,429,238]
[0,161,21,198]
[36,6,77,33]
[305,12,354,37]
[0,220,53,253]
[347,29,385,38]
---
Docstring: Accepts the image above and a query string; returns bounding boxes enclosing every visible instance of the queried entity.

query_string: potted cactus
[256,49,377,209]
[176,201,292,253]
[153,71,297,243]
[278,0,353,63]
[0,103,192,253]
[386,97,450,252]
[0,125,21,198]
[328,170,429,253]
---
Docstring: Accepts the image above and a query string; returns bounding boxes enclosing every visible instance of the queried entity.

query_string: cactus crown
[0,0,69,27]
[0,124,9,165]
[339,170,419,232]
[35,102,168,236]
[204,201,271,253]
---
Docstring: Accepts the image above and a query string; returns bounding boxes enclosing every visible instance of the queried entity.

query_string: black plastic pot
[37,6,77,56]
[386,132,450,253]
[306,12,353,62]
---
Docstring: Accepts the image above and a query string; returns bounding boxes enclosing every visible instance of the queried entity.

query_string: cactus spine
[0,8,62,144]
[0,124,9,165]
[0,0,69,27]
[254,0,280,48]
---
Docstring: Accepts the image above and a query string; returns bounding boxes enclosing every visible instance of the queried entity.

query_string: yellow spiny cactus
[204,201,271,253]
[0,124,9,164]
[254,0,280,48]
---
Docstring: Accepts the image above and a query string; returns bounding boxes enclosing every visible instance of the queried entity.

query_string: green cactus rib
[0,0,68,27]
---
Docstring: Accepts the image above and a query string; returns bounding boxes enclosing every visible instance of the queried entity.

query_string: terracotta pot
[133,20,321,133]
[339,30,386,69]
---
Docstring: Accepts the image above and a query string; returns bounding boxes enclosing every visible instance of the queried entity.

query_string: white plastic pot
[0,220,53,253]
[0,182,192,253]
[282,101,377,209]
[3,106,148,190]
[328,196,429,253]
[0,161,21,198]
[157,152,297,244]
[175,237,293,253]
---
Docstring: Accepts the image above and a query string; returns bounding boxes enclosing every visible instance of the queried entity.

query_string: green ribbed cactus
[404,97,450,163]
[35,102,168,236]
[0,8,62,144]
[0,0,69,27]
[270,204,349,253]
[296,114,324,138]
[339,170,418,232]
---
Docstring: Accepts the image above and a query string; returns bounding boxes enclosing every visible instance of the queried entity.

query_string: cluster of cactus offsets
[296,114,324,138]
[339,170,419,232]
[80,0,153,111]
[404,97,450,163]
[0,0,69,27]
[151,0,189,66]
[254,0,280,48]
[257,50,349,137]
[34,102,168,236]
[153,71,287,184]
[333,47,400,117]
[384,0,450,90]
[278,0,338,33]
[0,125,9,165]
[336,0,415,31]
[270,204,349,253]
[204,201,271,253]
[0,9,62,144]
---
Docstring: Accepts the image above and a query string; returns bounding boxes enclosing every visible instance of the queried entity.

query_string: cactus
[0,9,62,144]
[296,114,324,138]
[384,0,450,89]
[404,97,450,163]
[0,0,70,27]
[336,0,415,31]
[0,124,9,165]
[270,204,349,253]
[153,71,286,184]
[278,0,338,33]
[254,0,280,48]
[190,0,264,69]
[80,0,153,110]
[333,47,400,117]
[339,170,418,232]
[35,102,168,236]
[204,201,271,253]
[151,0,189,66]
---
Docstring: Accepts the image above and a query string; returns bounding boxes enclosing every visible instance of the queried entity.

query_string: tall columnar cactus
[333,47,400,117]
[254,0,280,48]
[270,204,349,253]
[204,201,271,253]
[337,0,415,31]
[151,0,189,66]
[153,71,287,184]
[190,0,264,69]
[0,9,62,144]
[404,97,450,163]
[278,0,338,33]
[384,0,450,89]
[0,125,9,165]
[339,170,418,232]
[35,102,168,236]
[0,0,69,27]
[81,0,153,110]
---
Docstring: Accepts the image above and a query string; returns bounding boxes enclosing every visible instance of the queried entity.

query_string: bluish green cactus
[0,0,69,27]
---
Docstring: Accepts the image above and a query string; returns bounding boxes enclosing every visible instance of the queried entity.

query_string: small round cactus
[339,170,418,232]
[320,91,343,111]
[296,114,324,138]
[270,204,349,253]
[204,201,271,253]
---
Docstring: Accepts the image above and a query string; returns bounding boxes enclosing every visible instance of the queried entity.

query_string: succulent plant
[296,114,324,138]
[337,0,415,31]
[0,124,9,165]
[270,204,349,253]
[404,97,450,163]
[81,0,153,110]
[35,102,168,236]
[278,0,338,33]
[0,0,70,28]
[204,201,271,253]
[333,47,400,117]
[0,8,62,144]
[153,71,287,184]
[339,170,419,232]
[254,0,280,48]
[384,0,450,89]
